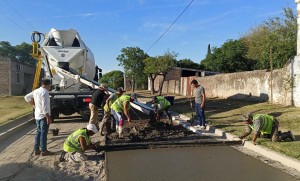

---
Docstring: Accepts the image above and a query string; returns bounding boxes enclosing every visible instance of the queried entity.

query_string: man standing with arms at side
[191,79,206,129]
[24,79,54,156]
[89,84,108,125]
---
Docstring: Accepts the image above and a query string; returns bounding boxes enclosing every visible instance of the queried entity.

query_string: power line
[146,0,194,53]
[3,0,37,30]
[0,8,30,35]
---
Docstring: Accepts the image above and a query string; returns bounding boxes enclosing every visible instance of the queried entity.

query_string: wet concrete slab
[106,146,298,181]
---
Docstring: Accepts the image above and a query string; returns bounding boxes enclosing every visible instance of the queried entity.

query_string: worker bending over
[60,124,98,162]
[151,96,172,125]
[239,113,296,145]
[110,93,136,138]
[99,87,125,136]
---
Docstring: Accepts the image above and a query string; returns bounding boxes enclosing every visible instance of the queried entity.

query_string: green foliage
[177,59,200,69]
[100,70,124,89]
[241,7,296,69]
[201,39,252,73]
[0,41,36,66]
[116,47,148,90]
[143,56,160,94]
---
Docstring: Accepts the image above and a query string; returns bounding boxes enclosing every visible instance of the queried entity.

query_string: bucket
[51,128,59,136]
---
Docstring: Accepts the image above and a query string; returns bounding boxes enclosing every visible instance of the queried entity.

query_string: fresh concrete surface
[176,113,300,173]
[106,146,298,181]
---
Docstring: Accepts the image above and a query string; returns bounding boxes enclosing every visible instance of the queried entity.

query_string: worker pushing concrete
[151,96,173,125]
[110,93,137,138]
[59,124,99,162]
[99,87,125,136]
[239,113,296,144]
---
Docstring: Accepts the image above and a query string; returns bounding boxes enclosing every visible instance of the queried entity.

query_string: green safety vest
[103,93,118,112]
[63,128,91,153]
[249,114,274,135]
[111,95,131,113]
[157,96,170,110]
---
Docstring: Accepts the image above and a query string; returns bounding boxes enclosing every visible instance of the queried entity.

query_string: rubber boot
[118,126,124,138]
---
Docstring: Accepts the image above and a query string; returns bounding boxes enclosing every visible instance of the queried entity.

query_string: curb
[174,113,300,173]
[0,115,35,143]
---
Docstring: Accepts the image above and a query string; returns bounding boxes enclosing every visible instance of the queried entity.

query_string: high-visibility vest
[63,128,91,153]
[157,96,170,110]
[249,114,274,135]
[103,93,118,112]
[111,95,130,113]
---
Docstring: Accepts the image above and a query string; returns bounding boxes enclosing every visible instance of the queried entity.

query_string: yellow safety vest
[103,93,118,112]
[111,95,130,113]
[249,114,274,135]
[63,128,91,153]
[157,96,171,110]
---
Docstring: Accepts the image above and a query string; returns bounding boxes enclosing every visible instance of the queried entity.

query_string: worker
[239,113,296,144]
[59,124,99,162]
[24,79,54,156]
[110,93,137,138]
[89,84,108,125]
[191,79,206,129]
[99,87,125,136]
[151,96,172,125]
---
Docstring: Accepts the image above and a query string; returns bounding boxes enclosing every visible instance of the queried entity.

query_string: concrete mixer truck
[31,28,103,121]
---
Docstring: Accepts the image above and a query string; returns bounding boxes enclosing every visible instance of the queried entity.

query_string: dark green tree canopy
[100,70,124,89]
[177,58,200,69]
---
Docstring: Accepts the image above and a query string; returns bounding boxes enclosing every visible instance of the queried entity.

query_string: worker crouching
[239,113,296,145]
[110,93,137,138]
[59,124,99,162]
[151,96,172,125]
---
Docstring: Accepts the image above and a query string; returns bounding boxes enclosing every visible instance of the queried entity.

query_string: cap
[87,124,98,134]
[117,87,125,93]
[151,96,157,103]
[99,83,108,90]
[242,112,253,121]
[130,93,137,100]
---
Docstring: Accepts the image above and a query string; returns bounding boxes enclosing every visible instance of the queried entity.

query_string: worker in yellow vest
[151,96,172,125]
[99,87,125,136]
[239,113,296,144]
[110,93,137,138]
[59,124,98,162]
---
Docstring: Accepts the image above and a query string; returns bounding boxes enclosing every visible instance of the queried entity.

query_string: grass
[0,96,32,125]
[134,90,300,160]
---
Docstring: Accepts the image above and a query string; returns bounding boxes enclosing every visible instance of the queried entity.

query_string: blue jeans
[34,118,49,152]
[195,104,206,126]
[111,109,126,126]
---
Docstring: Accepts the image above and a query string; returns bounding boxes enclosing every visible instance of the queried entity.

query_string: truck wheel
[81,114,90,122]
[51,109,60,122]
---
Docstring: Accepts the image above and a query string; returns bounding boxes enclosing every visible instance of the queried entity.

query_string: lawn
[135,90,300,160]
[0,96,32,125]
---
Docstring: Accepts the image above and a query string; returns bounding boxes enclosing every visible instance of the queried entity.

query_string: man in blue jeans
[191,79,206,129]
[24,79,54,156]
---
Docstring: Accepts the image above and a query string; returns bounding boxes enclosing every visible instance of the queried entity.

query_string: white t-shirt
[24,87,51,120]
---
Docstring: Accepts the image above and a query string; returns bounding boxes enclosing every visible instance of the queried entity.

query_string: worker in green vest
[59,124,99,162]
[99,87,125,136]
[151,96,172,125]
[111,93,137,138]
[239,113,296,144]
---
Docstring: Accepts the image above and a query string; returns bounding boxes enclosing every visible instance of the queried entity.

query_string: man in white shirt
[24,79,54,156]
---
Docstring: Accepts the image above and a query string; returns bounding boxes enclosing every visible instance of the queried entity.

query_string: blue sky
[0,0,295,73]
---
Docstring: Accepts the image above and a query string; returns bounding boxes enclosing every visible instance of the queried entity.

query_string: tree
[15,42,36,66]
[143,56,160,94]
[241,7,297,69]
[100,70,124,89]
[201,39,252,73]
[177,59,200,69]
[116,47,148,92]
[0,41,16,59]
[157,50,177,95]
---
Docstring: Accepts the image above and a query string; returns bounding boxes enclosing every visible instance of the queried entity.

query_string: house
[0,57,36,96]
[149,67,218,94]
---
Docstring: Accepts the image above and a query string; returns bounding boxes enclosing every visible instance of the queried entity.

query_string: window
[16,64,23,71]
[16,73,20,83]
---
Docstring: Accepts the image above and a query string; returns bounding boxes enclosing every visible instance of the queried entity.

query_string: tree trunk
[150,74,157,95]
[131,76,135,92]
[158,75,166,95]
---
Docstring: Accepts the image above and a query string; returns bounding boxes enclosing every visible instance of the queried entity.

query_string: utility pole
[270,45,273,103]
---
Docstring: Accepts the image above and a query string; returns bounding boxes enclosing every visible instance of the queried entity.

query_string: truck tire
[81,114,90,122]
[51,109,60,122]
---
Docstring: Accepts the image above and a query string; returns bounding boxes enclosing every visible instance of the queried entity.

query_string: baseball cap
[87,124,98,134]
[242,112,253,121]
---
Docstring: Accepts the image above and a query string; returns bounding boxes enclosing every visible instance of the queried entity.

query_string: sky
[0,0,296,74]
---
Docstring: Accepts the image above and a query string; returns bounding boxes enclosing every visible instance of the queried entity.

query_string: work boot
[118,126,124,138]
[34,150,41,156]
[288,131,296,141]
[41,150,55,156]
[59,151,66,162]
[280,132,293,142]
